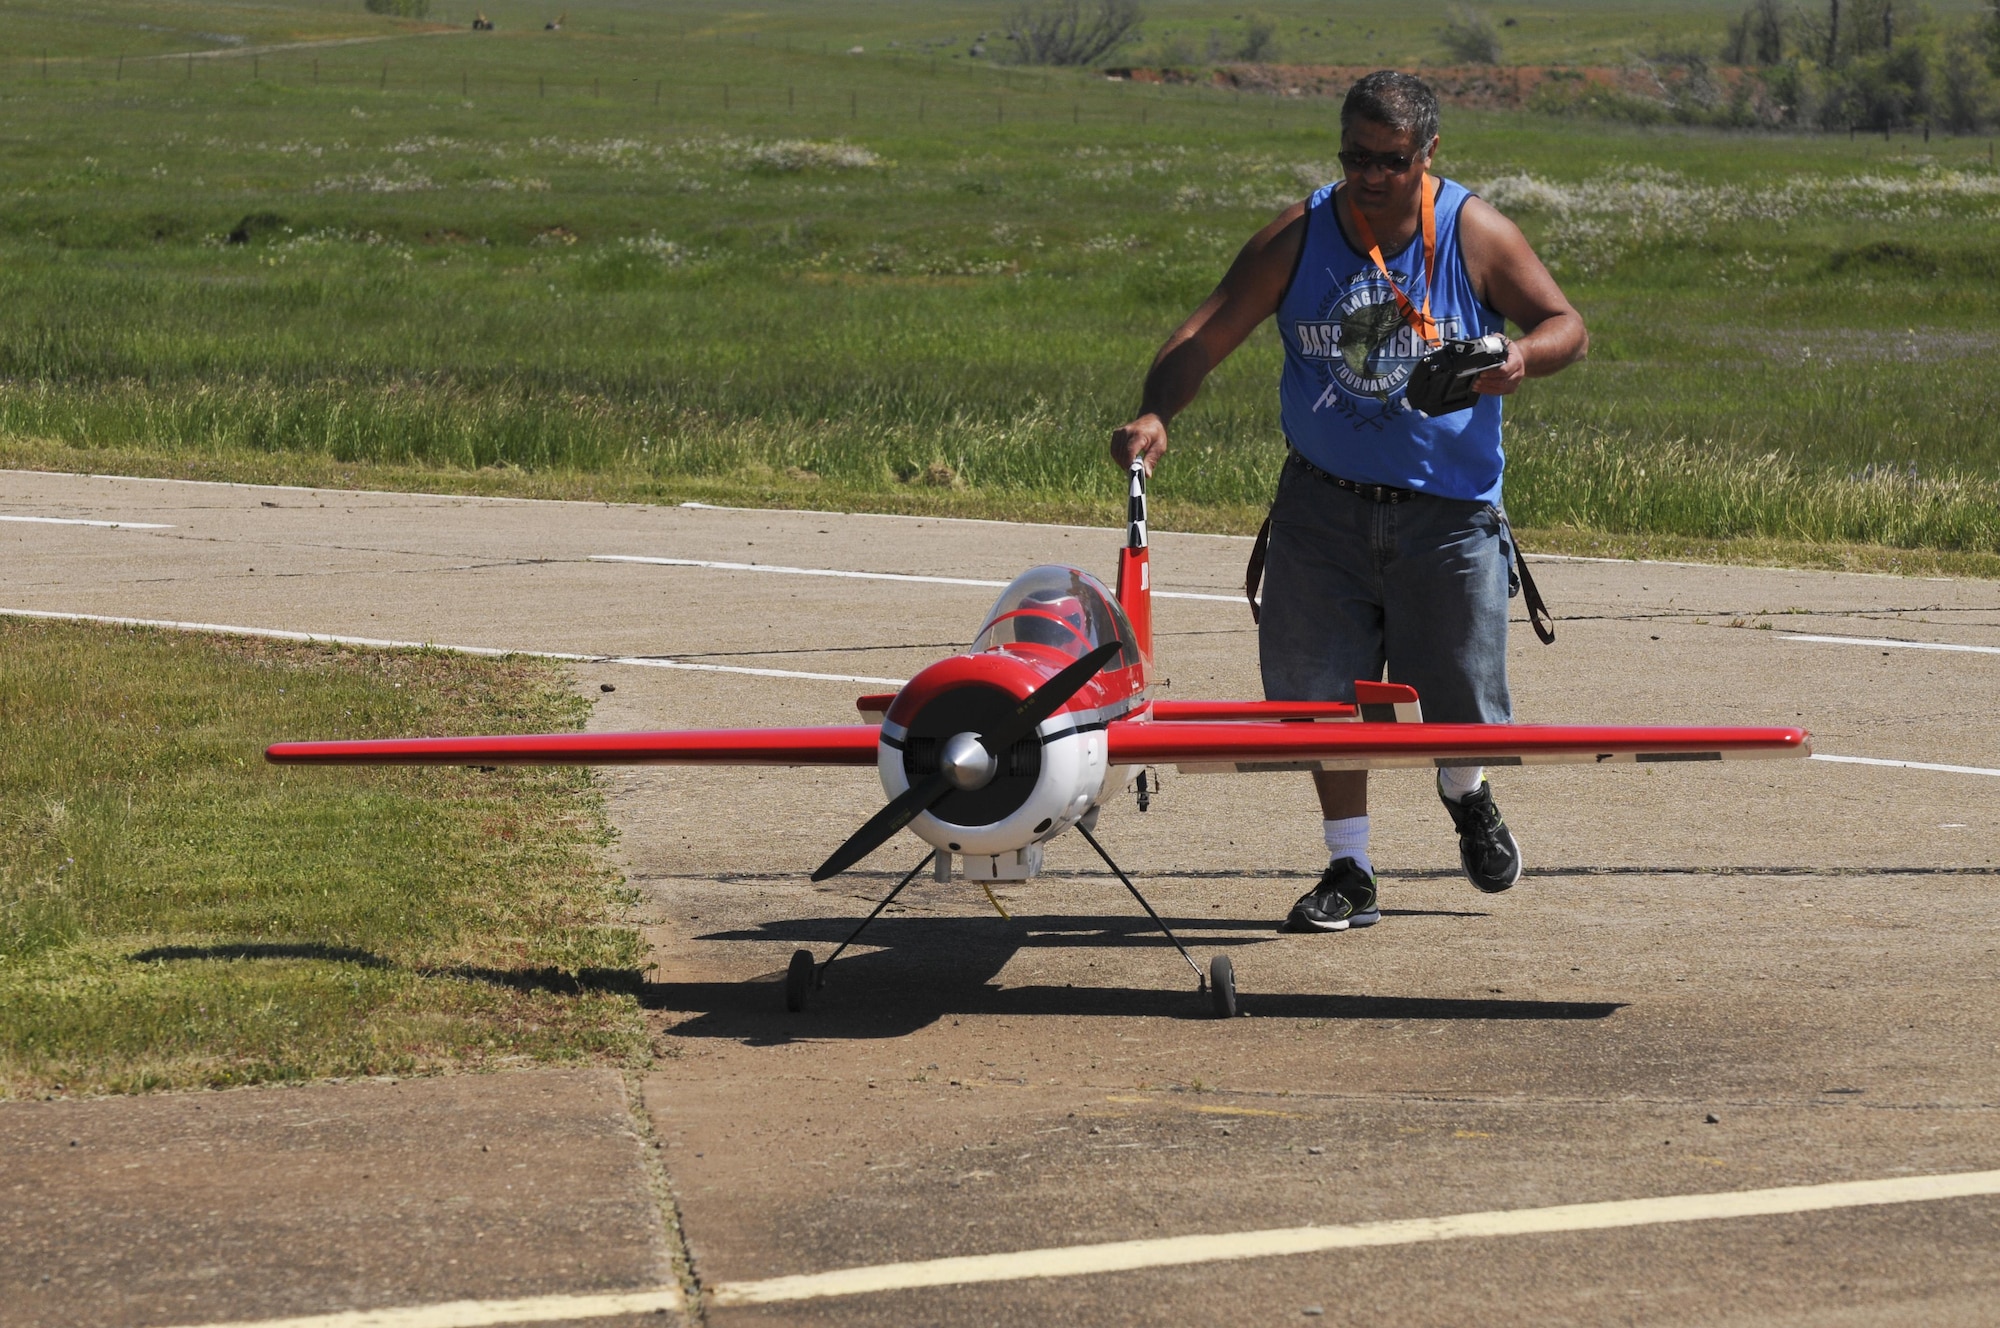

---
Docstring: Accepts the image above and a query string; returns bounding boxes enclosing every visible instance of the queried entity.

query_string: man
[1109,70,1587,932]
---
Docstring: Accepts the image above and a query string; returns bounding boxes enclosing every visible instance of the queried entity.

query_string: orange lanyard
[1343,173,1440,346]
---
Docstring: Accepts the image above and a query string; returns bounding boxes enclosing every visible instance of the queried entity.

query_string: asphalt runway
[5,469,2000,1327]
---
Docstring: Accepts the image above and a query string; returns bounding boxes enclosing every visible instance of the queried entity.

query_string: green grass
[1,0,1997,566]
[0,619,645,1097]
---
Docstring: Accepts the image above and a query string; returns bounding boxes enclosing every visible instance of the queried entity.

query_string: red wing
[266,725,882,767]
[1107,719,1810,770]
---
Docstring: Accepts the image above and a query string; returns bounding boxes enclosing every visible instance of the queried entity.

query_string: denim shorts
[1258,454,1513,725]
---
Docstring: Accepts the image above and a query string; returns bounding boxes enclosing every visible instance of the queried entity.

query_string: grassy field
[2,0,1997,570]
[0,619,644,1096]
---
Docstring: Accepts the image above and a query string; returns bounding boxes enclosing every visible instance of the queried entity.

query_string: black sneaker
[1282,857,1381,932]
[1438,775,1522,893]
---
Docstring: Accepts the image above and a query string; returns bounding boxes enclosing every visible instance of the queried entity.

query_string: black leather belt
[1287,451,1416,504]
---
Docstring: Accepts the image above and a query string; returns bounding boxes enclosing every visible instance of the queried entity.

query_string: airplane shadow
[646,913,1621,1042]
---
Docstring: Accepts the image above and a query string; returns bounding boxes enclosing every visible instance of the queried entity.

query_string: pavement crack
[620,1068,705,1326]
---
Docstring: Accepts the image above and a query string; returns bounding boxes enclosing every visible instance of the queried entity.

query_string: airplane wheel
[1209,954,1238,1019]
[785,950,815,1013]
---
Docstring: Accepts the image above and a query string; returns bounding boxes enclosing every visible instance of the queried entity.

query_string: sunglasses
[1337,148,1420,175]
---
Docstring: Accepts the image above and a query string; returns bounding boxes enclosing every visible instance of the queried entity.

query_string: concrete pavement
[4,469,2000,1326]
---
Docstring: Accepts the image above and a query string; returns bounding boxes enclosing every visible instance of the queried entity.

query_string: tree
[1440,5,1502,64]
[1940,42,1993,132]
[1006,0,1144,67]
[1724,0,1784,65]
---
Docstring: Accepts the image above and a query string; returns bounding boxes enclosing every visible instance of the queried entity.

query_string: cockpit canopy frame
[970,565,1141,670]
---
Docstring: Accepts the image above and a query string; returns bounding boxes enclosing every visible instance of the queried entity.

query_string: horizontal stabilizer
[1146,700,1359,722]
[267,725,883,767]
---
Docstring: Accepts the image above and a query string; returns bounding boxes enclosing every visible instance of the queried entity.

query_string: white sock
[1438,766,1485,802]
[1323,815,1373,879]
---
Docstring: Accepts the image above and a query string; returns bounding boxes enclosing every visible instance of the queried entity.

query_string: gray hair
[1340,70,1440,149]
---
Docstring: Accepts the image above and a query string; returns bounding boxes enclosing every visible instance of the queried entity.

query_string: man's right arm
[1110,202,1307,473]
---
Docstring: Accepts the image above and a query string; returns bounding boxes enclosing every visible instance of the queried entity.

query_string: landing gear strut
[785,850,937,1012]
[1076,822,1239,1018]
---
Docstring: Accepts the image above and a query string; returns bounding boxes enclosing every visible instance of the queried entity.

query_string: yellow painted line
[708,1169,2000,1306]
[163,1287,683,1328]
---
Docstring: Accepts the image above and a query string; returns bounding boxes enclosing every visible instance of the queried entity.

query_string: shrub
[1006,0,1144,67]
[1238,14,1278,62]
[1440,5,1502,64]
[364,0,431,16]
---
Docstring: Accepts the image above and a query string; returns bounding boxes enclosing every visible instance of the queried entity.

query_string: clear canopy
[970,565,1139,668]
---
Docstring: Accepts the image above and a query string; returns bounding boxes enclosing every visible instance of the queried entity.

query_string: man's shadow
[644,911,1623,1042]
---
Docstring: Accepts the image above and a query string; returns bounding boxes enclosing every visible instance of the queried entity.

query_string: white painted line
[672,499,1250,541]
[1783,633,2000,657]
[160,1286,682,1328]
[0,513,171,529]
[0,609,906,687]
[594,553,1007,590]
[1811,753,2000,779]
[606,656,905,686]
[591,554,1244,603]
[710,1168,2000,1306]
[1528,552,1722,571]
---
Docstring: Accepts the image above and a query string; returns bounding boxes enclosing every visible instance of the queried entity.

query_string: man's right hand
[1110,413,1169,475]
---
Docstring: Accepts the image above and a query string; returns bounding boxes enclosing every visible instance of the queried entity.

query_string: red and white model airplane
[268,464,1809,1017]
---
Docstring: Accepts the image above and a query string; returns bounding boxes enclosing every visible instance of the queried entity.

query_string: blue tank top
[1277,177,1505,504]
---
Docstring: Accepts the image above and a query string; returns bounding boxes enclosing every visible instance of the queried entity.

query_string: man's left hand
[1472,338,1526,396]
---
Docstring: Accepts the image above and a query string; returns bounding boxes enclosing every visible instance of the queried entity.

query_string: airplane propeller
[810,640,1124,882]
